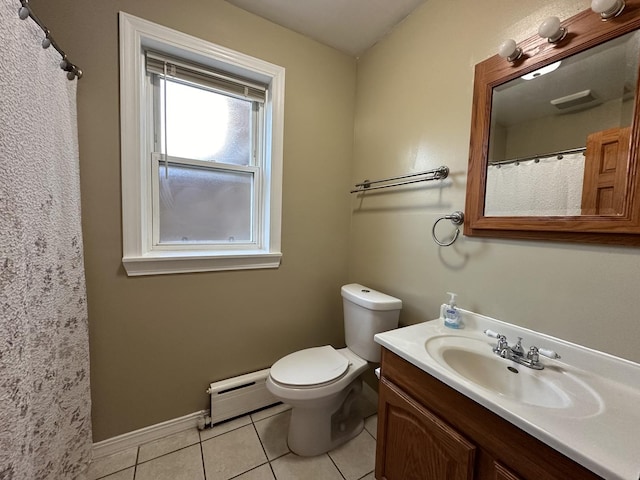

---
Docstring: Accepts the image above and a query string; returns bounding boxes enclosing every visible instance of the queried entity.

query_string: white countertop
[374,308,640,480]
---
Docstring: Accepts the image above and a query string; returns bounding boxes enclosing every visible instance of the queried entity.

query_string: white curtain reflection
[485,153,585,216]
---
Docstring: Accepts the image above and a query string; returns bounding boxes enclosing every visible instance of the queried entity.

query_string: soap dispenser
[443,292,463,329]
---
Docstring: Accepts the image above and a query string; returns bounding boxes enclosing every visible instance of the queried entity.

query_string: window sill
[122,251,282,276]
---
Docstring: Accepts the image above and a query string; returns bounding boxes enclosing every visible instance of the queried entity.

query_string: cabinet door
[376,377,476,480]
[494,462,523,480]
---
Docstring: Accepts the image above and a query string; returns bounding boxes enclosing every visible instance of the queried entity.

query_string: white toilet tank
[341,284,402,363]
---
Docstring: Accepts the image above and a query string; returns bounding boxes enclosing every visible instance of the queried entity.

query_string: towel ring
[432,211,464,247]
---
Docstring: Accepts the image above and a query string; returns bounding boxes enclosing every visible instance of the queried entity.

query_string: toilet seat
[270,346,350,388]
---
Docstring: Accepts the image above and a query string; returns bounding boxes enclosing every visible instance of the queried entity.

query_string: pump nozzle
[446,292,457,308]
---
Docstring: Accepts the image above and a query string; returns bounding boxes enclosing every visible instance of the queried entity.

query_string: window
[119,13,284,276]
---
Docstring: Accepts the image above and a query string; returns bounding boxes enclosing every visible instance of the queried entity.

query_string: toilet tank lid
[341,284,402,311]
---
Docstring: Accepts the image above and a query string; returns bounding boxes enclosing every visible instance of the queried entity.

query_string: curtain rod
[489,147,586,167]
[18,0,82,80]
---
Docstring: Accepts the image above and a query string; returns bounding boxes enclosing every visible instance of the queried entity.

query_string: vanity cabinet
[375,348,603,480]
[377,376,475,479]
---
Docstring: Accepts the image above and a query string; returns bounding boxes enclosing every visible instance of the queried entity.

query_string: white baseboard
[93,382,379,460]
[92,409,208,459]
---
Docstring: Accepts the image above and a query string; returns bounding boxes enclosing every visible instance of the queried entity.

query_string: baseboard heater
[205,368,278,426]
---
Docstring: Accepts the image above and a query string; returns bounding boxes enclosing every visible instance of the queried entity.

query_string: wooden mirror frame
[464,0,640,246]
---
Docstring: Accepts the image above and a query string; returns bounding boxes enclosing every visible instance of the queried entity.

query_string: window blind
[146,51,267,103]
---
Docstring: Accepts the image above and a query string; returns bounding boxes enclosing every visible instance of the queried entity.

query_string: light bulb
[591,0,625,18]
[591,0,617,12]
[538,17,560,38]
[538,17,567,44]
[18,6,29,20]
[498,39,522,62]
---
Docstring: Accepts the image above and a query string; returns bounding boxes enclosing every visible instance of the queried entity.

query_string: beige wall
[502,97,632,160]
[351,0,640,364]
[31,0,356,441]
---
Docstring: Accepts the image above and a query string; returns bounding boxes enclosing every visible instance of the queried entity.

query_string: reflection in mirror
[485,30,640,217]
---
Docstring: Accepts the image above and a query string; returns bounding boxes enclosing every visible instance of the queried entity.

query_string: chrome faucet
[511,337,525,357]
[484,330,561,370]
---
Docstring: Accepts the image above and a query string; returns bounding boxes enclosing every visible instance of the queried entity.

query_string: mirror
[487,31,638,217]
[465,3,640,245]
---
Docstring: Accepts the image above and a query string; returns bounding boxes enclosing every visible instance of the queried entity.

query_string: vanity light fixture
[520,61,561,80]
[498,39,523,63]
[591,0,625,19]
[538,16,567,44]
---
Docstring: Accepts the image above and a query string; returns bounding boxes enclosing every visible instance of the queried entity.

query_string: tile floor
[88,403,379,480]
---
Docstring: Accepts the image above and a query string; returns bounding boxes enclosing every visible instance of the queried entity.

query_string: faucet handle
[527,346,561,365]
[527,346,539,363]
[538,348,561,360]
[484,329,502,339]
[485,330,508,354]
[495,336,509,355]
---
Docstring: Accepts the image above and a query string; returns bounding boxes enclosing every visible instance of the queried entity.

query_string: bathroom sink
[375,310,640,480]
[425,335,601,413]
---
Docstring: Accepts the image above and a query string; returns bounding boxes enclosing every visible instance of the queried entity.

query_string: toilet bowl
[266,284,402,456]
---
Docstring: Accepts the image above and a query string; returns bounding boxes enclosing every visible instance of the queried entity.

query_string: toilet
[266,283,402,456]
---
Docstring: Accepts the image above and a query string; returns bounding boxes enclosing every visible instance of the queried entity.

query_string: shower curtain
[484,152,586,216]
[0,1,92,479]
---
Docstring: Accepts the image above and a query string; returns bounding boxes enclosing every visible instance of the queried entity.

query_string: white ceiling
[225,0,427,57]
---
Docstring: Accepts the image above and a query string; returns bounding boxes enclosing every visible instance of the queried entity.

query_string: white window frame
[119,12,284,276]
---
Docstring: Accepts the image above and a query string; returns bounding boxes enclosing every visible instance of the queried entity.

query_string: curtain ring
[432,211,464,247]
